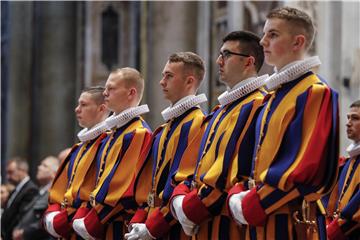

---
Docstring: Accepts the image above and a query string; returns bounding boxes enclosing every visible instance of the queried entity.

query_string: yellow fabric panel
[338,159,359,214]
[134,149,154,205]
[49,143,80,204]
[77,161,98,202]
[105,128,147,206]
[194,111,224,183]
[63,139,102,205]
[173,121,206,182]
[71,135,107,203]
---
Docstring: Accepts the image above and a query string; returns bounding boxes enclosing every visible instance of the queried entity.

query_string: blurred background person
[12,155,59,240]
[57,147,72,164]
[1,157,38,240]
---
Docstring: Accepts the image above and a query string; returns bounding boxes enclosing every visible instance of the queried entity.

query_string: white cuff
[171,196,198,236]
[73,218,95,240]
[170,195,185,220]
[44,211,61,238]
[229,190,250,225]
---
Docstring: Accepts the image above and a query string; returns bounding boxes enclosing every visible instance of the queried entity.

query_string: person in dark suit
[12,155,60,240]
[1,157,38,240]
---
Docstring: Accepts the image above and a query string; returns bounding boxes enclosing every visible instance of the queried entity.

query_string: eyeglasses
[219,50,251,60]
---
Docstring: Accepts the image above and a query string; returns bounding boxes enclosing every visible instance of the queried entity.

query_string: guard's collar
[105,104,149,129]
[265,56,321,91]
[77,121,108,142]
[346,142,360,158]
[217,74,267,106]
[161,94,207,121]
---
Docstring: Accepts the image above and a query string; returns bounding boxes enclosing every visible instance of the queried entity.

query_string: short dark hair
[223,31,264,72]
[267,7,315,50]
[82,86,105,105]
[350,100,360,108]
[168,52,205,84]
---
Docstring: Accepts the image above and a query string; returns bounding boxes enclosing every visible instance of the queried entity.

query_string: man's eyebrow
[163,71,173,75]
[266,29,279,34]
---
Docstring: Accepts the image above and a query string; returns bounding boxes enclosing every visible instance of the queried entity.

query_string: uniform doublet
[171,76,267,240]
[227,67,340,239]
[80,115,152,239]
[46,130,108,238]
[130,95,206,239]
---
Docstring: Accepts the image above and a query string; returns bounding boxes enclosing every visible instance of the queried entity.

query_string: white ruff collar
[346,142,360,158]
[217,74,268,106]
[161,94,207,121]
[77,121,108,142]
[265,56,321,91]
[105,104,149,129]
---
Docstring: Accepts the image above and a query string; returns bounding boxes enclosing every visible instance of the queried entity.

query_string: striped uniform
[171,90,266,240]
[130,107,205,240]
[323,155,359,239]
[228,72,339,240]
[46,133,107,238]
[78,117,152,239]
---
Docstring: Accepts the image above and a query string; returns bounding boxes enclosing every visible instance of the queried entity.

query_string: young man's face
[346,106,360,142]
[159,61,189,104]
[75,92,103,129]
[260,18,298,70]
[103,74,131,114]
[216,40,248,88]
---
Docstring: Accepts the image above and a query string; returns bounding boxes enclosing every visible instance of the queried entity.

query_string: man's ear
[293,35,306,51]
[128,87,137,99]
[186,76,195,86]
[245,56,255,67]
[99,103,107,112]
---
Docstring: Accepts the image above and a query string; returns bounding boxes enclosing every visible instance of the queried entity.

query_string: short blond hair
[111,67,144,101]
[267,6,315,50]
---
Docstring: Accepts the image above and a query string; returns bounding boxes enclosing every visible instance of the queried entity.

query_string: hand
[171,195,198,236]
[72,218,96,240]
[44,211,61,238]
[124,223,154,240]
[229,190,250,225]
[12,228,24,240]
